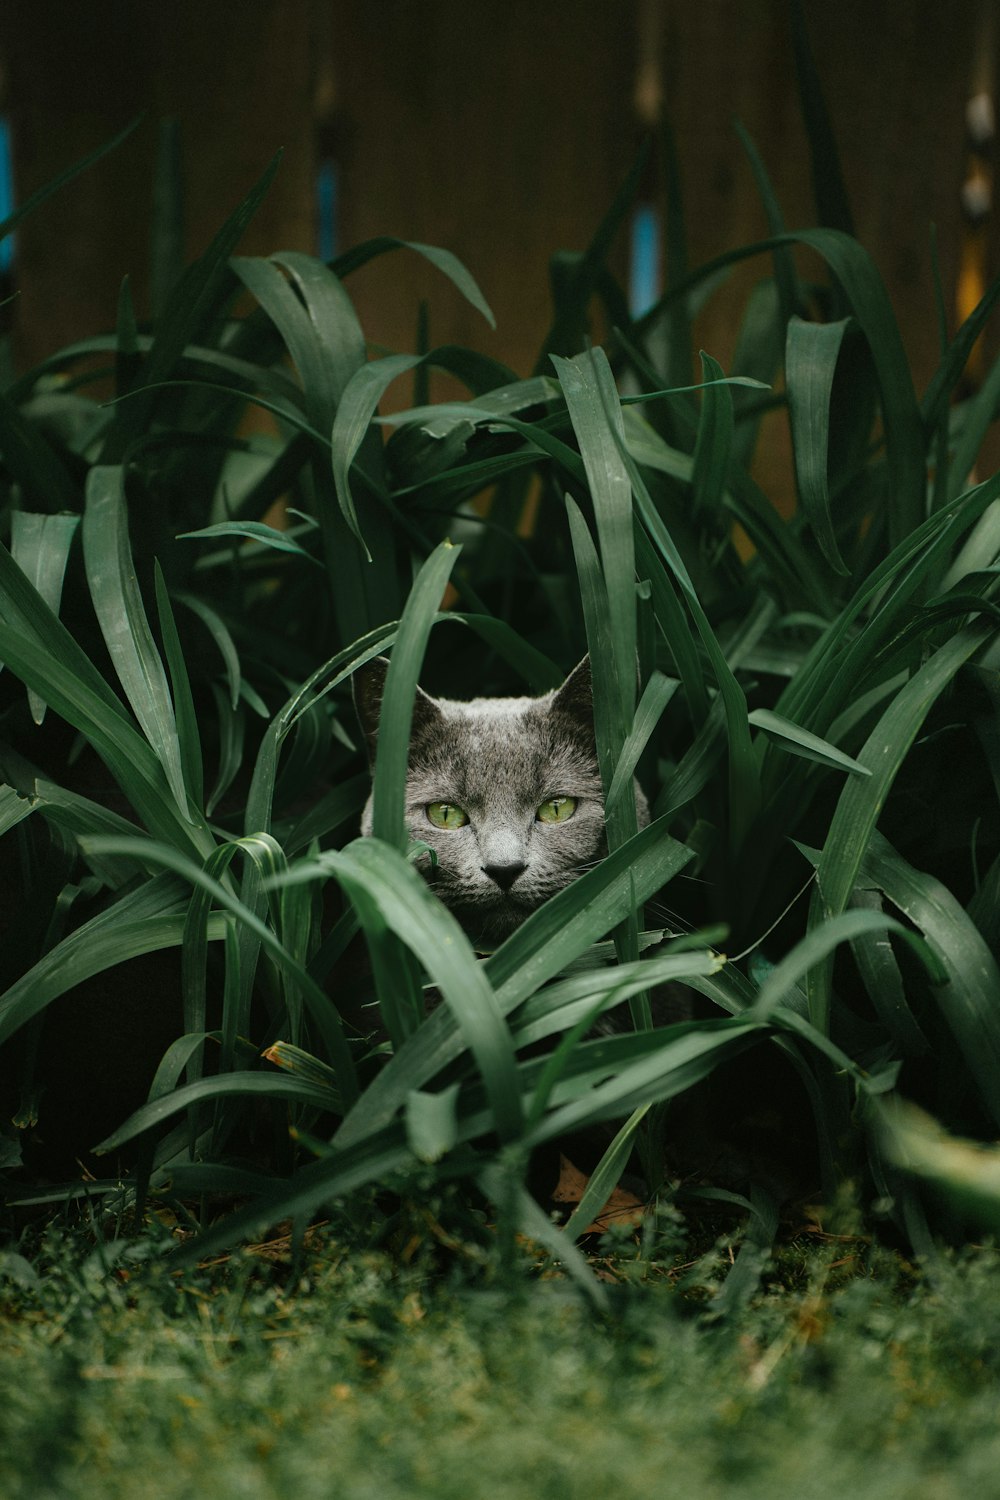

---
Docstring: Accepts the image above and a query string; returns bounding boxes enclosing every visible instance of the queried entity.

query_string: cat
[352,655,813,1203]
[353,654,647,947]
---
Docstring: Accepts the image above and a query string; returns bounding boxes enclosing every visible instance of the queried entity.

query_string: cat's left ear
[551,655,595,741]
[352,654,441,765]
[352,656,389,763]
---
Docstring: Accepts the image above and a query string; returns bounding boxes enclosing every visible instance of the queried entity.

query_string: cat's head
[353,656,609,946]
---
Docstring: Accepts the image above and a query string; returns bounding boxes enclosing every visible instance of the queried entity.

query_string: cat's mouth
[444,888,536,943]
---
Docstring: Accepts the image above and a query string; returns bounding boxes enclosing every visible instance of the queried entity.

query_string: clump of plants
[2,24,1000,1292]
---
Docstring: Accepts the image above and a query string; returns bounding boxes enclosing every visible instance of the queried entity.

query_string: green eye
[536,796,577,824]
[427,801,469,830]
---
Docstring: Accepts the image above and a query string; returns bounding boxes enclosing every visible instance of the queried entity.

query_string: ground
[2,1200,999,1500]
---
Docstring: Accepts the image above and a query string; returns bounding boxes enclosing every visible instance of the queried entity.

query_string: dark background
[1,0,997,511]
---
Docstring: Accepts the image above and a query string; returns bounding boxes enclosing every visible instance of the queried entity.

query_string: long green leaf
[565,497,624,797]
[370,541,461,849]
[140,153,283,401]
[785,315,851,575]
[331,352,423,551]
[94,1072,341,1155]
[561,1104,650,1240]
[747,707,871,776]
[809,624,995,1031]
[789,0,854,235]
[82,465,190,818]
[817,624,994,919]
[625,447,759,849]
[0,784,35,840]
[535,143,648,372]
[153,563,204,812]
[605,670,679,815]
[510,948,723,1049]
[554,348,636,736]
[793,229,922,546]
[0,117,140,242]
[81,835,359,1107]
[232,253,365,429]
[849,887,930,1057]
[332,237,495,328]
[169,1125,416,1265]
[8,511,81,723]
[177,520,318,561]
[749,906,942,1021]
[858,832,1000,1127]
[691,350,734,522]
[641,226,924,547]
[526,1019,763,1144]
[310,839,523,1142]
[0,544,208,856]
[732,119,801,324]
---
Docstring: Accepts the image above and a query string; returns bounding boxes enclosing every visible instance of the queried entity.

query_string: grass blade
[785,314,851,576]
[140,152,283,400]
[153,564,204,811]
[332,353,423,553]
[82,835,359,1107]
[554,347,636,739]
[817,623,994,920]
[333,237,495,328]
[858,832,1000,1127]
[369,541,461,849]
[82,466,190,819]
[605,670,679,815]
[747,707,871,776]
[789,0,854,236]
[0,115,141,243]
[93,1072,341,1156]
[561,1104,650,1240]
[8,511,81,723]
[849,887,931,1056]
[0,546,208,856]
[691,350,734,523]
[309,838,523,1142]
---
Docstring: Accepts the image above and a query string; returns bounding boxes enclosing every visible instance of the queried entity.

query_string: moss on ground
[2,1206,1000,1500]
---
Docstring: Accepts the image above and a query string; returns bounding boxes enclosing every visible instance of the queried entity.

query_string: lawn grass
[3,1208,1000,1500]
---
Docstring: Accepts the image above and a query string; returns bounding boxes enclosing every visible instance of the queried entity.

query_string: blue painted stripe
[316,158,338,263]
[0,119,13,272]
[629,203,661,317]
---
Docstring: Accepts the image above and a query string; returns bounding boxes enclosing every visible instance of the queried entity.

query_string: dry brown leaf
[551,1152,647,1233]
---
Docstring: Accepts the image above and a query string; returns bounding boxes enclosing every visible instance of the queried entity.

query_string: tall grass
[2,35,1000,1282]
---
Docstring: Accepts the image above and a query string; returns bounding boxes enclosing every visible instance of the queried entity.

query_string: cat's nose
[481,860,528,892]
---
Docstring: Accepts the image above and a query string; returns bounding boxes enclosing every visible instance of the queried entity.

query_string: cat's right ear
[551,655,595,743]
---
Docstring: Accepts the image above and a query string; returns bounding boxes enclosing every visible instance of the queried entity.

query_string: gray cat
[353,655,647,947]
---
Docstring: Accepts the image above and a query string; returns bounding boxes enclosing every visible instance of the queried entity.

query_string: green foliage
[2,59,1000,1289]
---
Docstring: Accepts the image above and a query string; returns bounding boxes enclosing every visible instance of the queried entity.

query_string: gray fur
[354,656,647,947]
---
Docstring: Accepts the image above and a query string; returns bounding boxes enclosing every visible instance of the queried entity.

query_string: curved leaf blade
[786,314,851,576]
[333,236,496,328]
[82,465,190,819]
[8,511,81,723]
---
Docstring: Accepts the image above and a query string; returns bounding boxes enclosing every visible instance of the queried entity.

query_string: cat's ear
[352,656,389,762]
[352,655,441,764]
[551,655,595,741]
